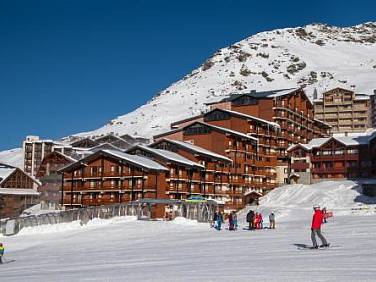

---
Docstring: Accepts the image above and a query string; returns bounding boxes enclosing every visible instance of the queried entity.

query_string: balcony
[311,167,347,174]
[312,154,359,161]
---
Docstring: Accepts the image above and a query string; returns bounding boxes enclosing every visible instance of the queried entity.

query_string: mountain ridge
[74,22,376,140]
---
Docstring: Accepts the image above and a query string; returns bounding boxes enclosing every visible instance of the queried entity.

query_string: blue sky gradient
[0,0,375,150]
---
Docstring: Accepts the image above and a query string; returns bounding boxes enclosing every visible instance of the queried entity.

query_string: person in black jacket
[246,210,255,230]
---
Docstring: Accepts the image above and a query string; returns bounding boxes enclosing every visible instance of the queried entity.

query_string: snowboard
[295,244,340,250]
[1,259,16,265]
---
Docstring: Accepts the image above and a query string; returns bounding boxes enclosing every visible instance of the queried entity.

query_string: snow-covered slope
[0,148,24,169]
[77,22,376,139]
[1,181,376,281]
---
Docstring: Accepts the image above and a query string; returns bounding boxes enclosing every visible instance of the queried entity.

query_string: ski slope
[1,181,376,281]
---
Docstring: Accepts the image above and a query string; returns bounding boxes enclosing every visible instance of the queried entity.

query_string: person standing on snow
[246,210,255,230]
[216,211,224,230]
[0,243,4,264]
[228,212,234,230]
[232,211,238,230]
[311,206,330,248]
[254,212,260,229]
[269,212,276,229]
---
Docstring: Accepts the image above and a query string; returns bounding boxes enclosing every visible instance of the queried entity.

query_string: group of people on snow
[212,210,275,231]
[246,210,276,230]
[212,210,239,231]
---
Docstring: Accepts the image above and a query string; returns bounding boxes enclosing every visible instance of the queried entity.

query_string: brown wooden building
[59,150,169,216]
[150,138,236,208]
[288,134,376,184]
[36,151,77,209]
[0,163,40,218]
[168,88,331,184]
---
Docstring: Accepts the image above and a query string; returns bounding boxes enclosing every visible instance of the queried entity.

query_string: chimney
[313,88,318,100]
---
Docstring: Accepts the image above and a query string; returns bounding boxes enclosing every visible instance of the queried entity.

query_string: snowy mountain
[1,23,376,164]
[76,22,376,139]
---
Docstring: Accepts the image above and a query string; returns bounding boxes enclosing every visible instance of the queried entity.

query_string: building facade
[314,87,374,133]
[36,151,77,209]
[59,150,168,217]
[0,163,40,218]
[288,134,376,184]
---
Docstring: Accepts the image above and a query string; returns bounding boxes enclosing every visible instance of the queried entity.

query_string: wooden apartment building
[288,134,376,184]
[59,150,168,216]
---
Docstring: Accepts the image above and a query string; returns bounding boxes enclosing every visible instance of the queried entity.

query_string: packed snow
[1,180,376,281]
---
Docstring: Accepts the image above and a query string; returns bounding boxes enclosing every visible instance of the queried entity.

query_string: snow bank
[16,216,138,236]
[260,180,376,214]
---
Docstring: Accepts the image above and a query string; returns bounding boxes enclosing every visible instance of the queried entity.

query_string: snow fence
[0,201,218,236]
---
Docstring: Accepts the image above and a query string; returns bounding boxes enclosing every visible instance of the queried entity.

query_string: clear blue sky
[0,0,375,150]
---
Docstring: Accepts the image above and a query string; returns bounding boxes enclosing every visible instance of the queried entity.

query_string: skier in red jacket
[311,206,330,249]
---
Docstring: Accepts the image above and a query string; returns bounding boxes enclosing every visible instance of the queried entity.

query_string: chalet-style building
[288,133,376,184]
[36,151,77,209]
[59,149,169,217]
[150,138,237,207]
[154,121,276,209]
[314,87,374,133]
[168,88,331,184]
[0,163,40,218]
[127,145,206,199]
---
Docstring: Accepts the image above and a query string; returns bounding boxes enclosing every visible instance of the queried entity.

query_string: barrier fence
[0,200,219,236]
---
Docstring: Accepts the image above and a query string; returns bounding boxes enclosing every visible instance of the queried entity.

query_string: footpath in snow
[1,180,376,282]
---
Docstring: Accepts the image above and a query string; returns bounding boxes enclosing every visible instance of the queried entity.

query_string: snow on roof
[161,139,232,163]
[101,150,168,171]
[193,122,258,142]
[207,109,280,129]
[289,132,376,151]
[0,164,17,184]
[134,145,204,168]
[0,188,39,196]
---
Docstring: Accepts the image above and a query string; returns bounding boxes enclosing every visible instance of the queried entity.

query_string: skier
[228,212,234,230]
[311,206,330,249]
[232,211,238,230]
[216,211,224,230]
[259,213,264,229]
[254,212,260,229]
[246,210,255,230]
[269,212,275,229]
[212,211,218,228]
[0,243,4,264]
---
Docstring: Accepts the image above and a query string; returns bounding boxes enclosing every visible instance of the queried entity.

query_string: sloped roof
[184,121,258,142]
[154,139,232,163]
[129,145,204,168]
[102,150,168,171]
[206,88,299,105]
[0,164,17,185]
[204,108,280,129]
[59,149,168,172]
[288,133,376,152]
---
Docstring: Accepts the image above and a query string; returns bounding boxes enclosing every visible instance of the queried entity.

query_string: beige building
[314,87,374,133]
